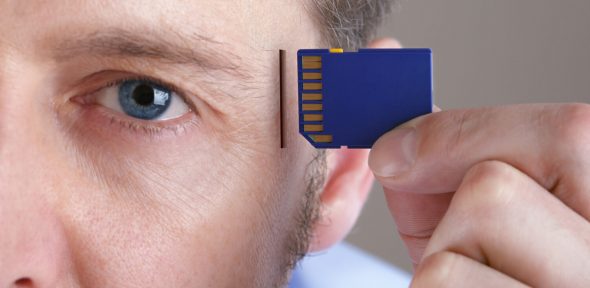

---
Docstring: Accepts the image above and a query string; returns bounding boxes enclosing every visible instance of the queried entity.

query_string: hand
[368,104,590,287]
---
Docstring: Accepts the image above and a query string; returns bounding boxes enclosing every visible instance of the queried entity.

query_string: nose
[0,61,73,287]
[0,201,72,288]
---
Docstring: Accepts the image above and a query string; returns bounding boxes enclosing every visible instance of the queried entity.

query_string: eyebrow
[53,27,244,75]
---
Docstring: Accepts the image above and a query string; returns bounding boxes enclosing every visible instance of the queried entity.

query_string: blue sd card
[297,48,433,148]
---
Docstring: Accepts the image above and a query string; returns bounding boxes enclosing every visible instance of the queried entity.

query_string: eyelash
[103,76,169,94]
[74,73,199,138]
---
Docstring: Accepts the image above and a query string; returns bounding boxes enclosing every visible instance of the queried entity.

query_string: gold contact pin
[302,62,322,69]
[303,83,322,90]
[311,135,333,143]
[304,125,324,132]
[303,114,323,122]
[302,104,322,111]
[302,56,322,62]
[329,48,344,53]
[302,73,322,80]
[302,93,322,101]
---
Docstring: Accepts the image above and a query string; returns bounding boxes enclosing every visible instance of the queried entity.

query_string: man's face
[0,1,324,287]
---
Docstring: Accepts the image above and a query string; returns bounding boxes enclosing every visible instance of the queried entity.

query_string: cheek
[55,116,310,286]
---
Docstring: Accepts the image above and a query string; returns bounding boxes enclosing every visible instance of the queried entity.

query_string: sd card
[297,48,433,148]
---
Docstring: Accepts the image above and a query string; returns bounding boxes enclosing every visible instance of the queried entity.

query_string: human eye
[95,78,190,121]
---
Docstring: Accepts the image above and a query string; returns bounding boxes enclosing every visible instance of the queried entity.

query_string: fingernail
[369,127,417,177]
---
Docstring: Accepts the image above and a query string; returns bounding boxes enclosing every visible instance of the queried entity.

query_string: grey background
[345,0,590,272]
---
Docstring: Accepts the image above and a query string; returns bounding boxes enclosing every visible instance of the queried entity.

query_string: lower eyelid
[76,103,200,141]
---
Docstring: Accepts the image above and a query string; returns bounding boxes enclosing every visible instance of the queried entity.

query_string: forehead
[0,0,318,51]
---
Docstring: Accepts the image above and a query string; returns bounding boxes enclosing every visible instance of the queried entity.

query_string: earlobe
[307,37,402,253]
[308,148,374,252]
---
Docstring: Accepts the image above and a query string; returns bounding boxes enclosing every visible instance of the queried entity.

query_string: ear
[308,37,403,252]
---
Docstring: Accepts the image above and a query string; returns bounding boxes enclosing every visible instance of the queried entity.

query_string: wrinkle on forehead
[52,27,245,77]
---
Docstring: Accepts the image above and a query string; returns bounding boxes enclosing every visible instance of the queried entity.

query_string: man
[0,1,588,287]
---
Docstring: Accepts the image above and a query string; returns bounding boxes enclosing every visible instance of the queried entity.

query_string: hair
[279,150,325,285]
[310,0,396,50]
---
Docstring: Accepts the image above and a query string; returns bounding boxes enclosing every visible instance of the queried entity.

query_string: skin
[0,1,375,287]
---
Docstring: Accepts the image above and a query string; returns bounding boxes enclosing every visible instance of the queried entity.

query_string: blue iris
[118,80,172,120]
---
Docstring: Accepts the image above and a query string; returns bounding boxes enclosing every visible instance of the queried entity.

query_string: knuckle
[412,251,458,288]
[454,161,521,214]
[556,103,590,155]
[418,110,472,160]
[446,110,471,160]
[449,161,533,249]
[425,109,501,163]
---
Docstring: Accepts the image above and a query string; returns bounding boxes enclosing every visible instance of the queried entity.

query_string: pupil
[133,84,154,106]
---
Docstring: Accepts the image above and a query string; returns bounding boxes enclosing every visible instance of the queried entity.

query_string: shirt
[289,242,412,288]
